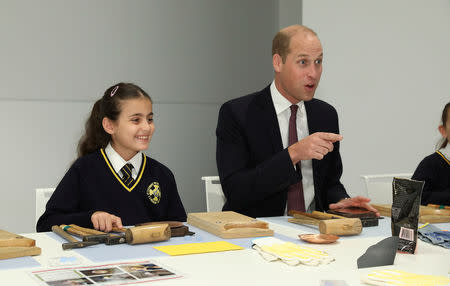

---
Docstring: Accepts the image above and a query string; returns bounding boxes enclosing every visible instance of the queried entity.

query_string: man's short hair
[272,25,318,63]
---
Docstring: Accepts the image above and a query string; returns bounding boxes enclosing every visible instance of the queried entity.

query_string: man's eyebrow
[296,53,323,58]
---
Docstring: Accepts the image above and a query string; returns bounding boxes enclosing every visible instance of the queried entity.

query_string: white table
[0,218,448,286]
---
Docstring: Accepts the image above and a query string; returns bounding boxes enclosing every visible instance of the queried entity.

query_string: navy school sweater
[36,149,187,232]
[412,151,450,206]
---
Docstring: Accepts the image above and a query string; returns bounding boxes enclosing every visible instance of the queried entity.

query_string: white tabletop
[0,218,449,286]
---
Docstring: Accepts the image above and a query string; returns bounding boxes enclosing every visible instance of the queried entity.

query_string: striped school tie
[120,163,135,187]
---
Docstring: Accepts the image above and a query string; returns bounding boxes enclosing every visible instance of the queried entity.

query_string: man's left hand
[328,196,380,217]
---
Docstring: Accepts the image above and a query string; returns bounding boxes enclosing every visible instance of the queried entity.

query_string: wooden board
[372,204,450,223]
[0,246,41,260]
[0,230,36,247]
[187,211,274,239]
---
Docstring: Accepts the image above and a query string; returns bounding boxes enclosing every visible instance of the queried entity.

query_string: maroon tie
[287,105,306,212]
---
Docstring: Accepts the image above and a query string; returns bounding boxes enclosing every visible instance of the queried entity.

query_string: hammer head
[82,234,109,243]
[105,234,126,245]
[62,241,99,250]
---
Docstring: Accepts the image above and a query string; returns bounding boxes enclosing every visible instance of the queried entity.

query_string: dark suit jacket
[216,85,349,218]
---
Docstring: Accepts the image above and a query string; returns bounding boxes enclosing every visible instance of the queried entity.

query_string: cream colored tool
[125,224,171,245]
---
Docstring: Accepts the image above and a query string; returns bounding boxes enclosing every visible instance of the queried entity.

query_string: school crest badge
[147,182,161,204]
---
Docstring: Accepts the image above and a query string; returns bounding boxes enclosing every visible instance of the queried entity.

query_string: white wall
[0,0,278,233]
[302,0,450,197]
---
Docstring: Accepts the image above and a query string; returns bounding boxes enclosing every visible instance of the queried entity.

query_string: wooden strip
[223,221,268,230]
[419,215,450,223]
[0,246,41,260]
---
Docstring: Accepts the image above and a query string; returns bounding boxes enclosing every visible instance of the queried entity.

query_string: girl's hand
[91,211,123,232]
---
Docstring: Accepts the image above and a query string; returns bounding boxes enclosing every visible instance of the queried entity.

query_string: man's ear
[273,54,283,73]
[102,117,115,135]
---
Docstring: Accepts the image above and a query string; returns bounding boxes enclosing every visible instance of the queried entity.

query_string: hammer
[61,224,127,245]
[51,225,99,250]
[60,224,110,244]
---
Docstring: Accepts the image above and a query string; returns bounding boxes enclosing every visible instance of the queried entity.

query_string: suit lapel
[304,99,317,134]
[255,86,284,153]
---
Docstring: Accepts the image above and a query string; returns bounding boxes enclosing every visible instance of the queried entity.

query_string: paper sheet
[153,241,243,256]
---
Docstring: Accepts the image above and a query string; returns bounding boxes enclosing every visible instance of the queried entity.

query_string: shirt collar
[270,80,304,115]
[439,143,450,160]
[104,143,142,173]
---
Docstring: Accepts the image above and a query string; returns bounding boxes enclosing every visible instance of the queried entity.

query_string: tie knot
[120,163,135,186]
[290,104,299,116]
[121,163,134,176]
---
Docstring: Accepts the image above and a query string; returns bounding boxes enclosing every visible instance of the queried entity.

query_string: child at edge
[412,102,450,206]
[37,83,187,232]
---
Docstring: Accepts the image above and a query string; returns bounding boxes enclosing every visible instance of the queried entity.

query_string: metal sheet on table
[46,224,300,262]
[0,256,40,269]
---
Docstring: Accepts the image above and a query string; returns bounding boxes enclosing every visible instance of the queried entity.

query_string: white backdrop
[0,0,278,233]
[302,0,450,197]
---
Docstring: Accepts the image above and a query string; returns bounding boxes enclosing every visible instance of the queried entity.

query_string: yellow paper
[153,241,244,256]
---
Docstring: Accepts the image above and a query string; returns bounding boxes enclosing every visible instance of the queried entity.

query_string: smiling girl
[37,83,186,232]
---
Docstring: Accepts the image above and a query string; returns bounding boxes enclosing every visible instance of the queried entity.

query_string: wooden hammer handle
[52,225,79,243]
[427,204,450,210]
[311,211,346,220]
[60,225,91,237]
[68,224,106,235]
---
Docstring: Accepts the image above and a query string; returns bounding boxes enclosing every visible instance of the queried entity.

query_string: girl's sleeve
[165,169,187,222]
[36,164,96,232]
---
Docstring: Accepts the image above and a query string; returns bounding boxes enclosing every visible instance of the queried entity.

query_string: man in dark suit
[216,25,378,218]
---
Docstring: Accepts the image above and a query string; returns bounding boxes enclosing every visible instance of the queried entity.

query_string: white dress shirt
[270,81,315,213]
[104,143,142,180]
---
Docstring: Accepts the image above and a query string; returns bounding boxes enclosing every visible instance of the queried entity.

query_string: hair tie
[110,85,119,97]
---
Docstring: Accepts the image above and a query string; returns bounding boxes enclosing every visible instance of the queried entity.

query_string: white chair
[35,188,55,225]
[201,176,226,212]
[360,173,412,204]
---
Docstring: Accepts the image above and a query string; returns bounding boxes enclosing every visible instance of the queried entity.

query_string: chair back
[35,188,55,224]
[360,173,412,204]
[201,176,225,212]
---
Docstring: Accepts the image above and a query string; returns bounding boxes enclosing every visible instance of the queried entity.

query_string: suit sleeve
[412,157,450,206]
[216,102,301,211]
[36,165,95,232]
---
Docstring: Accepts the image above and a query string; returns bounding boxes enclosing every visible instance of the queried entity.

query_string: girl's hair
[438,102,450,149]
[77,82,152,157]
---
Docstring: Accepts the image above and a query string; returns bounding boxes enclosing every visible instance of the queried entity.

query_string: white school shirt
[270,81,315,213]
[104,143,142,180]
